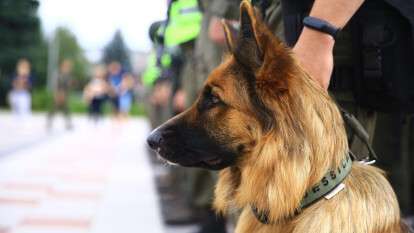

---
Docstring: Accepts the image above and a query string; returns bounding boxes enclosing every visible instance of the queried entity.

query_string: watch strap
[303,16,341,40]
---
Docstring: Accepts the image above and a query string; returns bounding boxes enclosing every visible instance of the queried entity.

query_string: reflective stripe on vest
[164,0,202,46]
[142,52,172,87]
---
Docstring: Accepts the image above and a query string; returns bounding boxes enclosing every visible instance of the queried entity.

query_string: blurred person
[180,1,243,232]
[143,21,175,129]
[118,72,135,119]
[8,58,33,119]
[47,59,73,130]
[83,64,109,122]
[164,0,202,115]
[144,19,200,224]
[153,0,205,226]
[107,61,124,118]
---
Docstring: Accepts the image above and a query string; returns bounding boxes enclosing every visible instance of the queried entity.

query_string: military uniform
[142,50,173,129]
[156,0,207,225]
[279,0,414,216]
[175,1,242,232]
[164,0,202,99]
[183,0,241,205]
[256,0,285,40]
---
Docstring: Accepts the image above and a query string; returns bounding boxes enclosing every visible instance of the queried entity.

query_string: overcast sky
[38,0,167,61]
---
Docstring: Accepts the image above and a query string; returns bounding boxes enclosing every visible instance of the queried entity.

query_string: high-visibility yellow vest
[164,0,202,47]
[142,51,172,87]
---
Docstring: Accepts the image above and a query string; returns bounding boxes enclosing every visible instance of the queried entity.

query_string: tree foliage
[102,30,131,71]
[0,0,47,105]
[55,27,89,88]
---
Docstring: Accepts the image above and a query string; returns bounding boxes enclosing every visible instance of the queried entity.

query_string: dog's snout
[147,130,164,150]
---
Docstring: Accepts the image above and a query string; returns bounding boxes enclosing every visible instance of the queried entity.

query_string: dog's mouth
[153,146,231,170]
[191,157,226,169]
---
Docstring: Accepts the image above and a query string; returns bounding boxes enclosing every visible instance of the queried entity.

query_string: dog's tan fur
[210,1,407,232]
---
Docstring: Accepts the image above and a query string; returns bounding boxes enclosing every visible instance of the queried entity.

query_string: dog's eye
[210,95,220,105]
[199,92,223,111]
[205,93,222,108]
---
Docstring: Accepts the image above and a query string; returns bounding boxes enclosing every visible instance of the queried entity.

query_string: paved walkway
[0,113,192,233]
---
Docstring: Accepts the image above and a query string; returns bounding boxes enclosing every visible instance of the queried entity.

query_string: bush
[31,88,146,116]
[31,88,52,111]
[32,88,88,113]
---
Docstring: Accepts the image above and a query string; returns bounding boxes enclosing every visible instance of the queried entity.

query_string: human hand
[292,28,335,90]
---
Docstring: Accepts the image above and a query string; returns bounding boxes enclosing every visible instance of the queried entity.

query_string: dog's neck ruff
[251,154,353,225]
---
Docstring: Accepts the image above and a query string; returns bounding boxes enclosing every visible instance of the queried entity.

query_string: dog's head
[147,1,347,176]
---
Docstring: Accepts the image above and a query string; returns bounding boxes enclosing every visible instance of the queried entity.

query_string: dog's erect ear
[234,0,263,71]
[222,19,237,53]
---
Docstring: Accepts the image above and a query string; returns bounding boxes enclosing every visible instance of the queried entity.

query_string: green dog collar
[252,154,353,224]
[300,154,352,209]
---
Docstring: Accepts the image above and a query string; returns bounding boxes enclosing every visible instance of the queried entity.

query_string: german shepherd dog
[147,1,410,232]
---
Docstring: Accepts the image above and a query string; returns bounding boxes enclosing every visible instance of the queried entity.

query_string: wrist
[296,27,335,53]
[293,28,334,90]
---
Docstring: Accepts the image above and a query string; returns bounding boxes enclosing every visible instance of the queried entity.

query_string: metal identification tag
[324,183,346,200]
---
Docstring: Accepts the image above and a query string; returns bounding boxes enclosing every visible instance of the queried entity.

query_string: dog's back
[293,164,405,233]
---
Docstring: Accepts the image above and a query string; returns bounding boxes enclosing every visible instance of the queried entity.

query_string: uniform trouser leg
[189,169,217,209]
[373,113,413,215]
[166,167,216,209]
[340,100,413,215]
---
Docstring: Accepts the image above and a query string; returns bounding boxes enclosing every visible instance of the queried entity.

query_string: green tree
[102,30,131,71]
[0,0,47,106]
[54,27,89,89]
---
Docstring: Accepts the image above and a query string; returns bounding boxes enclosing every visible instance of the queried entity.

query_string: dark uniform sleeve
[209,0,240,20]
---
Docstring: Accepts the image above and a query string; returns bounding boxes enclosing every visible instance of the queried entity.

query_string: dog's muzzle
[146,123,237,170]
[147,129,163,152]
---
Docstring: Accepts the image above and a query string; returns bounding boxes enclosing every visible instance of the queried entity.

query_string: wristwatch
[303,16,341,40]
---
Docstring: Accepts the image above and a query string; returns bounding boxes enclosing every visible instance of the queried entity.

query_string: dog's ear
[234,0,263,71]
[222,19,237,53]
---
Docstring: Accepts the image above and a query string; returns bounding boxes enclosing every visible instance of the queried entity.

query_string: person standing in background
[118,72,135,120]
[47,59,74,130]
[155,0,204,226]
[8,58,33,119]
[164,0,203,115]
[107,61,124,119]
[142,20,174,129]
[83,64,110,122]
[180,1,243,232]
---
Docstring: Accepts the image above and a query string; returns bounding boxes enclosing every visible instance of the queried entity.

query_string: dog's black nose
[147,130,163,150]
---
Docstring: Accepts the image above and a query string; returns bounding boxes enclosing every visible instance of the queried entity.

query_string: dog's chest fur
[231,164,404,233]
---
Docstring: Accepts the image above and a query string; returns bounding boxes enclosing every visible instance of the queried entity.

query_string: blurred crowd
[7,57,141,130]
